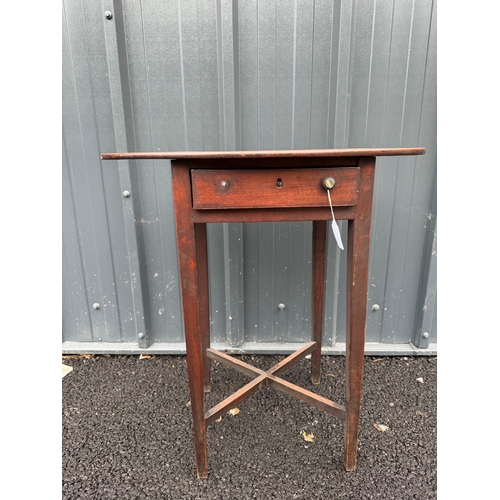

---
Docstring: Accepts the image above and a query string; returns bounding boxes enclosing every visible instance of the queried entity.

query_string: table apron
[191,205,357,223]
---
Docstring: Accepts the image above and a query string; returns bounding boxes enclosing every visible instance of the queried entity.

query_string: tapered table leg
[195,223,212,393]
[344,157,375,471]
[172,161,208,478]
[311,220,327,384]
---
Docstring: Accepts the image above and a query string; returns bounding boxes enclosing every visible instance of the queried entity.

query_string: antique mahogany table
[101,147,425,478]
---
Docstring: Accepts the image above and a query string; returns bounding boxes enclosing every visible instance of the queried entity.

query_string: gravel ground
[62,353,436,499]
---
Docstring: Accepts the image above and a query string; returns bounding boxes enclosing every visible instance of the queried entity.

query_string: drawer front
[191,167,360,209]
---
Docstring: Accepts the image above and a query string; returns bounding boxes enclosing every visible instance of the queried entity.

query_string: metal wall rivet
[138,332,145,339]
[93,303,100,310]
[422,332,429,339]
[372,304,380,311]
[278,303,286,311]
[105,11,113,19]
[123,190,131,198]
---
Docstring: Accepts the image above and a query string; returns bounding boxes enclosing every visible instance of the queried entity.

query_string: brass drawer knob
[322,177,336,190]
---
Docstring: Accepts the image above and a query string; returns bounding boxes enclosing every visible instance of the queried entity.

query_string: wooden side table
[101,148,425,478]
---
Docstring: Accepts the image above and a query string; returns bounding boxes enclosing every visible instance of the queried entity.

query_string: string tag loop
[327,189,344,250]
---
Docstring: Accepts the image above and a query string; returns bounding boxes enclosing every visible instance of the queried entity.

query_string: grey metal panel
[414,220,437,349]
[376,0,435,344]
[325,221,349,345]
[207,224,228,342]
[62,0,437,353]
[63,0,150,345]
[242,222,313,343]
[62,1,122,342]
[223,223,245,346]
[62,141,92,341]
[310,0,340,149]
[334,0,438,344]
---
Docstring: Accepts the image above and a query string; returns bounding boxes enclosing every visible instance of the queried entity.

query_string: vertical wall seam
[307,0,316,147]
[87,23,123,342]
[215,0,226,150]
[392,0,422,341]
[291,0,298,148]
[363,0,377,144]
[232,0,241,149]
[380,0,396,143]
[257,0,260,148]
[377,0,397,337]
[406,0,436,342]
[344,0,357,147]
[325,0,336,147]
[398,0,416,143]
[111,0,150,343]
[177,0,189,149]
[273,0,277,149]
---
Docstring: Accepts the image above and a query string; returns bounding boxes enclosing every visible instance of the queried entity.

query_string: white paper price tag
[327,190,344,250]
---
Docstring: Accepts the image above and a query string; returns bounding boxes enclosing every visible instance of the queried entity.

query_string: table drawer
[191,167,360,209]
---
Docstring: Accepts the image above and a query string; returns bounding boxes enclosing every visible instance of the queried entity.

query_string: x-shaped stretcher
[205,342,345,425]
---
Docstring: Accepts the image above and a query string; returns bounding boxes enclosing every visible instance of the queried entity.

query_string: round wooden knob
[322,177,336,190]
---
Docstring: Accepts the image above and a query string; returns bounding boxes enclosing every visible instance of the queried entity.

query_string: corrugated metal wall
[62,0,436,355]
